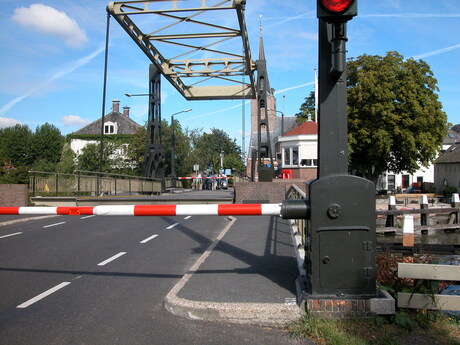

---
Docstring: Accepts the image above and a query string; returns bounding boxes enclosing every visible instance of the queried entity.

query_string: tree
[0,124,33,167]
[189,128,244,173]
[56,142,76,174]
[296,90,316,122]
[346,52,447,183]
[126,126,148,174]
[30,123,65,171]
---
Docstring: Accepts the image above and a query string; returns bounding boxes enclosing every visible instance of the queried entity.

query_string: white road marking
[97,252,127,266]
[80,215,96,219]
[140,234,159,244]
[184,216,192,220]
[166,223,179,230]
[0,232,22,239]
[17,282,71,308]
[43,222,66,228]
[284,297,297,306]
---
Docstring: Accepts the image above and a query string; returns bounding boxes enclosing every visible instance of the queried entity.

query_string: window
[284,148,290,165]
[388,175,395,191]
[104,122,117,135]
[402,175,410,189]
[300,159,317,167]
[104,124,114,134]
[292,148,298,165]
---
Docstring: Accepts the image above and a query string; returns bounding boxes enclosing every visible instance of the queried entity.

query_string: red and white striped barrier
[0,204,281,217]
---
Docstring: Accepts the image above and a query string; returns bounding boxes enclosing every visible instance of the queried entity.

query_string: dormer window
[104,121,117,135]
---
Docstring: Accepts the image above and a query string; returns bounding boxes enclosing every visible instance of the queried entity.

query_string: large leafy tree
[30,123,65,171]
[0,124,33,167]
[189,128,244,173]
[346,52,447,183]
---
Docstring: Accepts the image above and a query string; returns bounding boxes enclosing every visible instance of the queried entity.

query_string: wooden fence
[397,263,460,311]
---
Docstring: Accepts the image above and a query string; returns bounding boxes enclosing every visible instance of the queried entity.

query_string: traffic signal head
[317,0,357,23]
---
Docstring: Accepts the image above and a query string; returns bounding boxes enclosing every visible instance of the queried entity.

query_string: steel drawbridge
[107,0,273,182]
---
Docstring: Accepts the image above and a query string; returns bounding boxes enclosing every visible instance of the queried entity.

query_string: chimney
[112,99,120,113]
[123,106,130,117]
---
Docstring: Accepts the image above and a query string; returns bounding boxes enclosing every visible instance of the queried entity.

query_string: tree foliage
[189,128,244,173]
[346,52,447,182]
[296,90,316,122]
[0,124,33,167]
[30,123,65,171]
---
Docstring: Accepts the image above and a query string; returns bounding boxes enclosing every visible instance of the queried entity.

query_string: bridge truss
[108,0,256,100]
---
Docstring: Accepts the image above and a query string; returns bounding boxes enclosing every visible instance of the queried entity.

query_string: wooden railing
[397,262,460,311]
[376,194,459,235]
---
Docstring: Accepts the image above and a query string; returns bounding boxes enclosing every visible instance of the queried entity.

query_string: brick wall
[0,184,29,206]
[234,180,308,203]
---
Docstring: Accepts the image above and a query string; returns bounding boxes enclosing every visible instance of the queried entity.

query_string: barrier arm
[0,200,309,219]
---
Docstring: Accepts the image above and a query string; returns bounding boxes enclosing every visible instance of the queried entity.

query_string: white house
[276,120,318,180]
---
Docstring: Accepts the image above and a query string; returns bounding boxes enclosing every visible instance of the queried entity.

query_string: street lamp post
[171,109,192,187]
[125,93,149,97]
[269,109,285,136]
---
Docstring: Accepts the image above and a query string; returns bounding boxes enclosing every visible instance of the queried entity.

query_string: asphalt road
[0,215,307,345]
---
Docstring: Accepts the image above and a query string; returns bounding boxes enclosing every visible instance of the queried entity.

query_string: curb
[164,216,303,327]
[0,215,59,227]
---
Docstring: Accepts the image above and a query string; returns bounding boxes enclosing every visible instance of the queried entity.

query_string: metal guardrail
[29,170,168,196]
[285,185,307,247]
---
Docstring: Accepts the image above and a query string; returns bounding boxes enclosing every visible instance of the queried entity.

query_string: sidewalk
[164,213,304,326]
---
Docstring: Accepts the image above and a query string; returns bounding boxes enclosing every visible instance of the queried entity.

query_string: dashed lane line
[140,234,159,244]
[97,252,127,266]
[43,222,66,228]
[0,232,22,239]
[17,282,71,309]
[166,223,179,230]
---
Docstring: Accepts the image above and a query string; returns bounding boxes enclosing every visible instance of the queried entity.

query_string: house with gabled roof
[275,120,318,180]
[434,135,460,194]
[376,125,459,193]
[69,99,142,166]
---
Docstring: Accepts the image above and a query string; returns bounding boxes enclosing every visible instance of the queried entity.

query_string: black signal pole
[304,1,377,298]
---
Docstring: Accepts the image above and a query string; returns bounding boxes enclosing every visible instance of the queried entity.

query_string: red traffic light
[317,0,357,22]
[320,0,354,13]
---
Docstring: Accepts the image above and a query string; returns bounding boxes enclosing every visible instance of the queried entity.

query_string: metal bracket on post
[331,22,348,76]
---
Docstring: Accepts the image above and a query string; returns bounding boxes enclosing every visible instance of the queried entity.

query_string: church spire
[258,14,266,61]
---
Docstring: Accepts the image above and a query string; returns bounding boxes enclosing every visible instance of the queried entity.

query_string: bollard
[385,195,396,227]
[450,193,459,225]
[420,194,428,234]
[402,215,414,247]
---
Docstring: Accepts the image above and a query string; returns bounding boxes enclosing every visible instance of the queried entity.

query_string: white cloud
[0,117,23,128]
[11,4,87,48]
[60,115,90,127]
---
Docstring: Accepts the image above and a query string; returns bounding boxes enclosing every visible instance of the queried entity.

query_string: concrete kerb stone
[0,215,59,227]
[163,215,304,327]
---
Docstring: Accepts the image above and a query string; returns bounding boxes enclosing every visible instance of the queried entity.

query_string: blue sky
[1,0,459,154]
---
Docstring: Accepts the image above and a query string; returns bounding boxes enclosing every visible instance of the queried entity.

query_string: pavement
[1,188,305,327]
[163,191,304,326]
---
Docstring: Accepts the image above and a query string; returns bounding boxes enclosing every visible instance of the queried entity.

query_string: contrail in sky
[362,13,460,18]
[0,46,105,116]
[411,43,460,60]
